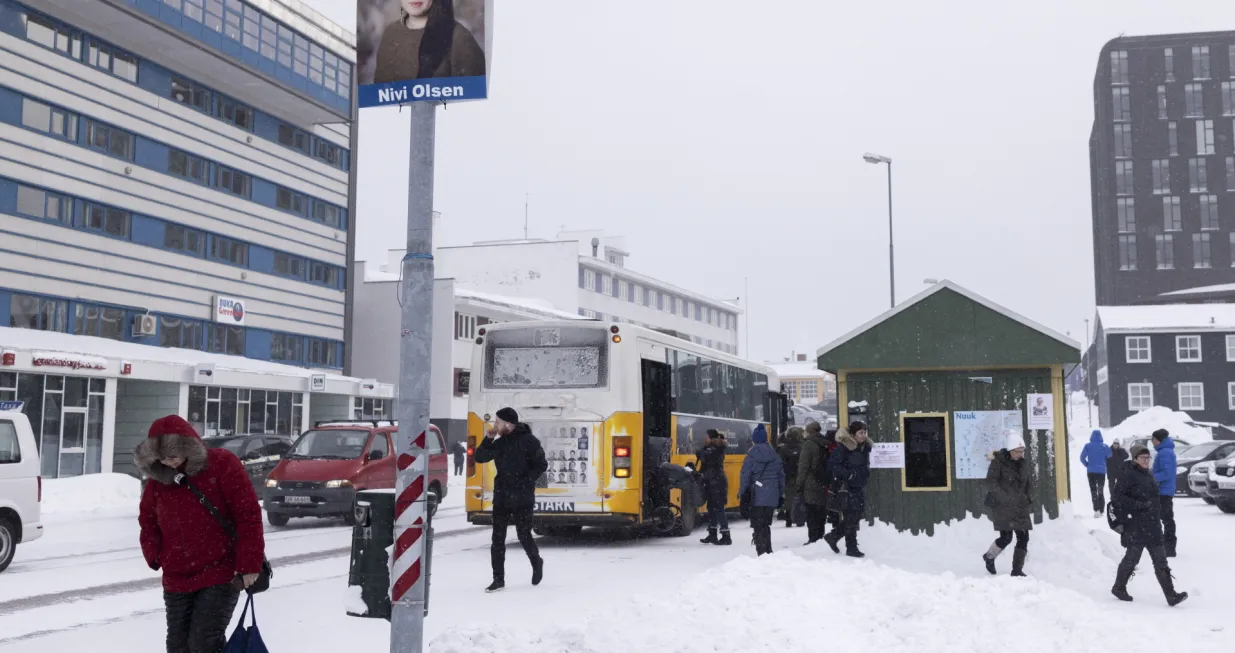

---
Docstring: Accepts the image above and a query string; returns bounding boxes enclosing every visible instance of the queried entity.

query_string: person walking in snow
[1080,430,1112,517]
[796,423,833,544]
[823,422,872,558]
[1107,441,1129,495]
[1110,445,1188,606]
[739,424,786,556]
[1149,429,1178,557]
[136,415,266,653]
[777,426,805,528]
[473,407,549,593]
[451,439,466,476]
[981,433,1033,577]
[696,429,732,545]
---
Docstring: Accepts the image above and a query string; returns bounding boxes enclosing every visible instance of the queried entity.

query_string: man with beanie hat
[474,407,548,592]
[135,415,265,653]
[1111,443,1188,605]
[981,432,1033,577]
[738,424,785,555]
[1080,429,1112,518]
[1149,429,1178,557]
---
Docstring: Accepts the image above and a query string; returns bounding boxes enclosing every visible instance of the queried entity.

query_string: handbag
[179,475,274,593]
[224,594,269,653]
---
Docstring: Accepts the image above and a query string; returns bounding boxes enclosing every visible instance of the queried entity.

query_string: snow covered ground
[3,447,1232,652]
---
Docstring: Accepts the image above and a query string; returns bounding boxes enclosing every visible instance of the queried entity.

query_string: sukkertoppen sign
[356,0,491,108]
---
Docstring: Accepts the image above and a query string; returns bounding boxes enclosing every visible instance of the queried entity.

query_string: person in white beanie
[981,432,1033,577]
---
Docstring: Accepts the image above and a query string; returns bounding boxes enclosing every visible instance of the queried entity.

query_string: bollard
[346,488,436,620]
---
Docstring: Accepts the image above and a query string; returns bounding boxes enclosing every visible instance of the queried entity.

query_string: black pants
[491,506,540,582]
[1159,495,1176,554]
[804,503,828,542]
[1087,473,1106,513]
[453,460,464,475]
[994,529,1030,551]
[749,506,775,555]
[1119,543,1169,576]
[164,583,241,653]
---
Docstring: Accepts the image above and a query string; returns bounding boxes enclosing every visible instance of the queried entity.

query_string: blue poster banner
[358,76,488,108]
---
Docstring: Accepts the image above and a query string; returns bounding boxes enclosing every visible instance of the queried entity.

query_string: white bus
[464,320,788,536]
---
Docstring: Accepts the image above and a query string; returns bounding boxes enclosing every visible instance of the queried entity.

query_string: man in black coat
[1106,441,1128,495]
[823,422,872,558]
[695,429,731,546]
[473,407,549,593]
[1110,445,1188,606]
[451,440,466,476]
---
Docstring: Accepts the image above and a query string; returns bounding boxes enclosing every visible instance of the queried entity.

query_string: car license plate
[1219,479,1235,490]
[285,495,312,504]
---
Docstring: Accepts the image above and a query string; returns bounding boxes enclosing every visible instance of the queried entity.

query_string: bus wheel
[671,488,697,537]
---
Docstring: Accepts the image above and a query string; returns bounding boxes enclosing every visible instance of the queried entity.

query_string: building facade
[0,0,384,477]
[769,354,838,414]
[1091,33,1235,306]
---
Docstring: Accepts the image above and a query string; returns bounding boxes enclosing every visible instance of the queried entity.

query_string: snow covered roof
[1096,304,1235,333]
[817,280,1080,358]
[769,362,827,379]
[454,288,584,321]
[1159,282,1235,297]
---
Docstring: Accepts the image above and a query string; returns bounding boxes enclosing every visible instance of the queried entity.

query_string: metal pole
[886,161,895,308]
[1084,318,1092,429]
[744,276,750,357]
[390,101,436,653]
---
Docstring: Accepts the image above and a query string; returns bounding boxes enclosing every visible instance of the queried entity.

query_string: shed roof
[816,281,1080,372]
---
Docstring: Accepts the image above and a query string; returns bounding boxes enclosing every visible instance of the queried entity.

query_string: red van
[263,421,448,526]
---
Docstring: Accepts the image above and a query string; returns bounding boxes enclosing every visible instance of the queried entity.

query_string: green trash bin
[346,489,436,620]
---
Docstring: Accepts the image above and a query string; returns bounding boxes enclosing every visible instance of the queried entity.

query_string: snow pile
[342,585,368,616]
[430,546,1217,653]
[41,473,142,516]
[1098,406,1213,444]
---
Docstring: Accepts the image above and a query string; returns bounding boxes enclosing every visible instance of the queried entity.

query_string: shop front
[0,369,110,478]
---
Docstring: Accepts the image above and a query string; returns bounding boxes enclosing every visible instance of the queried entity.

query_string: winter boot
[700,528,718,545]
[844,530,865,558]
[1010,548,1028,577]
[823,529,842,554]
[531,557,544,586]
[717,530,733,546]
[1111,564,1135,602]
[485,579,505,593]
[1155,567,1188,607]
[982,543,1004,576]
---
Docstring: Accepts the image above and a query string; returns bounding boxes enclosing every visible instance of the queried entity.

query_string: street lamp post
[863,153,894,308]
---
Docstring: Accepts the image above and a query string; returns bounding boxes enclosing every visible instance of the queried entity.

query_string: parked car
[0,402,43,573]
[790,404,827,428]
[1175,441,1235,496]
[1208,453,1235,514]
[1189,461,1218,505]
[203,435,293,492]
[1116,435,1194,461]
[263,421,447,527]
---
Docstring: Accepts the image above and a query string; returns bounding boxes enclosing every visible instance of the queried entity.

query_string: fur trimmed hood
[134,415,208,485]
[836,428,856,451]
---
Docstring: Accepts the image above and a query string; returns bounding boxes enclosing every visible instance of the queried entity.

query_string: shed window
[901,414,951,491]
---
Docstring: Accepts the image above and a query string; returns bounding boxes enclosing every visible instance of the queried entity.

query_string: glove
[777,497,785,509]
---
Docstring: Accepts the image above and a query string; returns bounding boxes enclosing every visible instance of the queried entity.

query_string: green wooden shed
[816,281,1081,535]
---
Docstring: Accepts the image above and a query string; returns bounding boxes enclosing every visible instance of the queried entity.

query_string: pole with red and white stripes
[391,100,436,653]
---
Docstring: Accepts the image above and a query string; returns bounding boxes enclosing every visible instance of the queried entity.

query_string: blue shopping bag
[224,594,268,653]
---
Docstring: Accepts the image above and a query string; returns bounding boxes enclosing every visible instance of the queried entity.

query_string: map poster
[953,411,1025,479]
[1026,394,1054,430]
[869,442,905,469]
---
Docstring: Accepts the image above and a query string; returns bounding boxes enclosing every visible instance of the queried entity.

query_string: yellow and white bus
[464,320,788,536]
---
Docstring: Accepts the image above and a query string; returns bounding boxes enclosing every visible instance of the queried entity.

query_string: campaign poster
[1026,394,1054,430]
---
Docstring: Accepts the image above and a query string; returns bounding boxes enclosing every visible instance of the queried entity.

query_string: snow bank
[343,585,368,616]
[1096,406,1213,444]
[41,473,142,516]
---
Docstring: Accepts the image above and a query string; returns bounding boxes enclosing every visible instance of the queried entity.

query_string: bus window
[483,326,609,389]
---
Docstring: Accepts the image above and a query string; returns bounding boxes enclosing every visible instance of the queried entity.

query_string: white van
[0,401,42,573]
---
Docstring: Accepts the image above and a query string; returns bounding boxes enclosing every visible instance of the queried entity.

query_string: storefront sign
[870,442,905,469]
[121,361,132,375]
[213,295,247,325]
[31,352,107,371]
[310,374,327,393]
[455,370,471,396]
[0,401,24,412]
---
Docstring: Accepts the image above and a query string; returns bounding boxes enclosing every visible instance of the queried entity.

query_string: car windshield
[286,430,369,460]
[1179,442,1222,459]
[203,438,246,455]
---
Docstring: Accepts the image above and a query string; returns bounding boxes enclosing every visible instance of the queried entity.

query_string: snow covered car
[1189,461,1217,505]
[1207,454,1235,514]
[790,405,827,428]
[1175,441,1235,497]
[0,403,43,573]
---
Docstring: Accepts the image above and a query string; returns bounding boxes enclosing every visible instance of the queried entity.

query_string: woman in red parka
[136,415,265,653]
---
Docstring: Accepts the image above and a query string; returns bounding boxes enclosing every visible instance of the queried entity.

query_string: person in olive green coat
[796,422,833,543]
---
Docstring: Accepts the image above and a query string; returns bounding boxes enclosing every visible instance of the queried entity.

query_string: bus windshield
[484,326,609,389]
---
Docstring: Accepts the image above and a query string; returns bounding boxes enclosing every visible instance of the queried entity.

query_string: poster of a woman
[357,0,487,87]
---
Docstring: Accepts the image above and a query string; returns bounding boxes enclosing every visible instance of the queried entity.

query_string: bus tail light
[467,437,477,477]
[613,435,632,478]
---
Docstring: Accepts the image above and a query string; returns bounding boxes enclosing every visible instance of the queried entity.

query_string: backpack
[780,445,801,478]
[1105,500,1125,534]
[811,440,833,486]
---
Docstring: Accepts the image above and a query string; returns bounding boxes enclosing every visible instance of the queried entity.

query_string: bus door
[765,392,790,443]
[642,359,675,522]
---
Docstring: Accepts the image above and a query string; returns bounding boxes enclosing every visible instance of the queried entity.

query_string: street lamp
[863,153,894,308]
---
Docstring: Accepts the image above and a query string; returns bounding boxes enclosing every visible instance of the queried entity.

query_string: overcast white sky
[305,0,1235,363]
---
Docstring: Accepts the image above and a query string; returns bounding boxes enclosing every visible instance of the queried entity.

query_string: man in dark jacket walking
[1150,429,1178,557]
[739,424,785,555]
[696,429,731,545]
[982,433,1033,577]
[1107,441,1129,495]
[823,422,872,558]
[1111,445,1188,606]
[473,407,549,593]
[1080,430,1111,518]
[795,423,832,544]
[451,440,466,476]
[777,426,805,527]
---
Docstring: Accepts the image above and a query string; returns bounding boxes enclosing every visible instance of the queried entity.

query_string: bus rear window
[484,327,609,389]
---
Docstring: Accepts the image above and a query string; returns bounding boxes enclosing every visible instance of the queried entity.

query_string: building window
[1112,86,1132,122]
[306,338,338,367]
[308,262,339,287]
[455,313,476,340]
[85,120,134,160]
[210,236,248,266]
[168,149,208,184]
[1156,234,1175,269]
[273,253,305,279]
[9,294,67,332]
[582,268,596,291]
[1197,120,1216,154]
[207,323,245,356]
[21,98,77,141]
[617,279,628,301]
[1178,382,1205,410]
[1168,121,1178,156]
[311,202,341,228]
[656,292,664,311]
[1126,336,1152,363]
[1111,50,1129,84]
[83,203,130,238]
[610,277,621,298]
[216,166,251,198]
[216,96,253,131]
[314,140,342,167]
[1128,383,1154,411]
[1116,198,1135,232]
[1185,83,1204,117]
[600,275,612,295]
[276,187,308,216]
[1113,123,1133,158]
[1189,158,1208,192]
[633,284,643,304]
[170,77,211,113]
[1224,82,1235,116]
[1118,235,1137,270]
[164,224,205,256]
[159,316,204,350]
[88,42,138,83]
[16,185,71,224]
[1228,157,1235,190]
[1151,159,1170,194]
[1193,233,1213,268]
[1230,232,1235,267]
[1165,47,1175,81]
[270,333,303,363]
[1193,45,1211,79]
[1158,85,1168,119]
[1201,194,1220,229]
[1115,160,1134,195]
[1162,196,1182,231]
[1228,383,1235,410]
[1227,334,1235,361]
[1176,335,1202,362]
[23,12,81,58]
[277,124,311,155]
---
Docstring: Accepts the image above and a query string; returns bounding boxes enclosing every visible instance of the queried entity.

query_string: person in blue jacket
[1150,429,1178,557]
[1079,430,1112,517]
[739,424,785,556]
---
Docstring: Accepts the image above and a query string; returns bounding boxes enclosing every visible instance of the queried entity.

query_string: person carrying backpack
[777,426,805,528]
[739,424,785,556]
[795,422,833,544]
